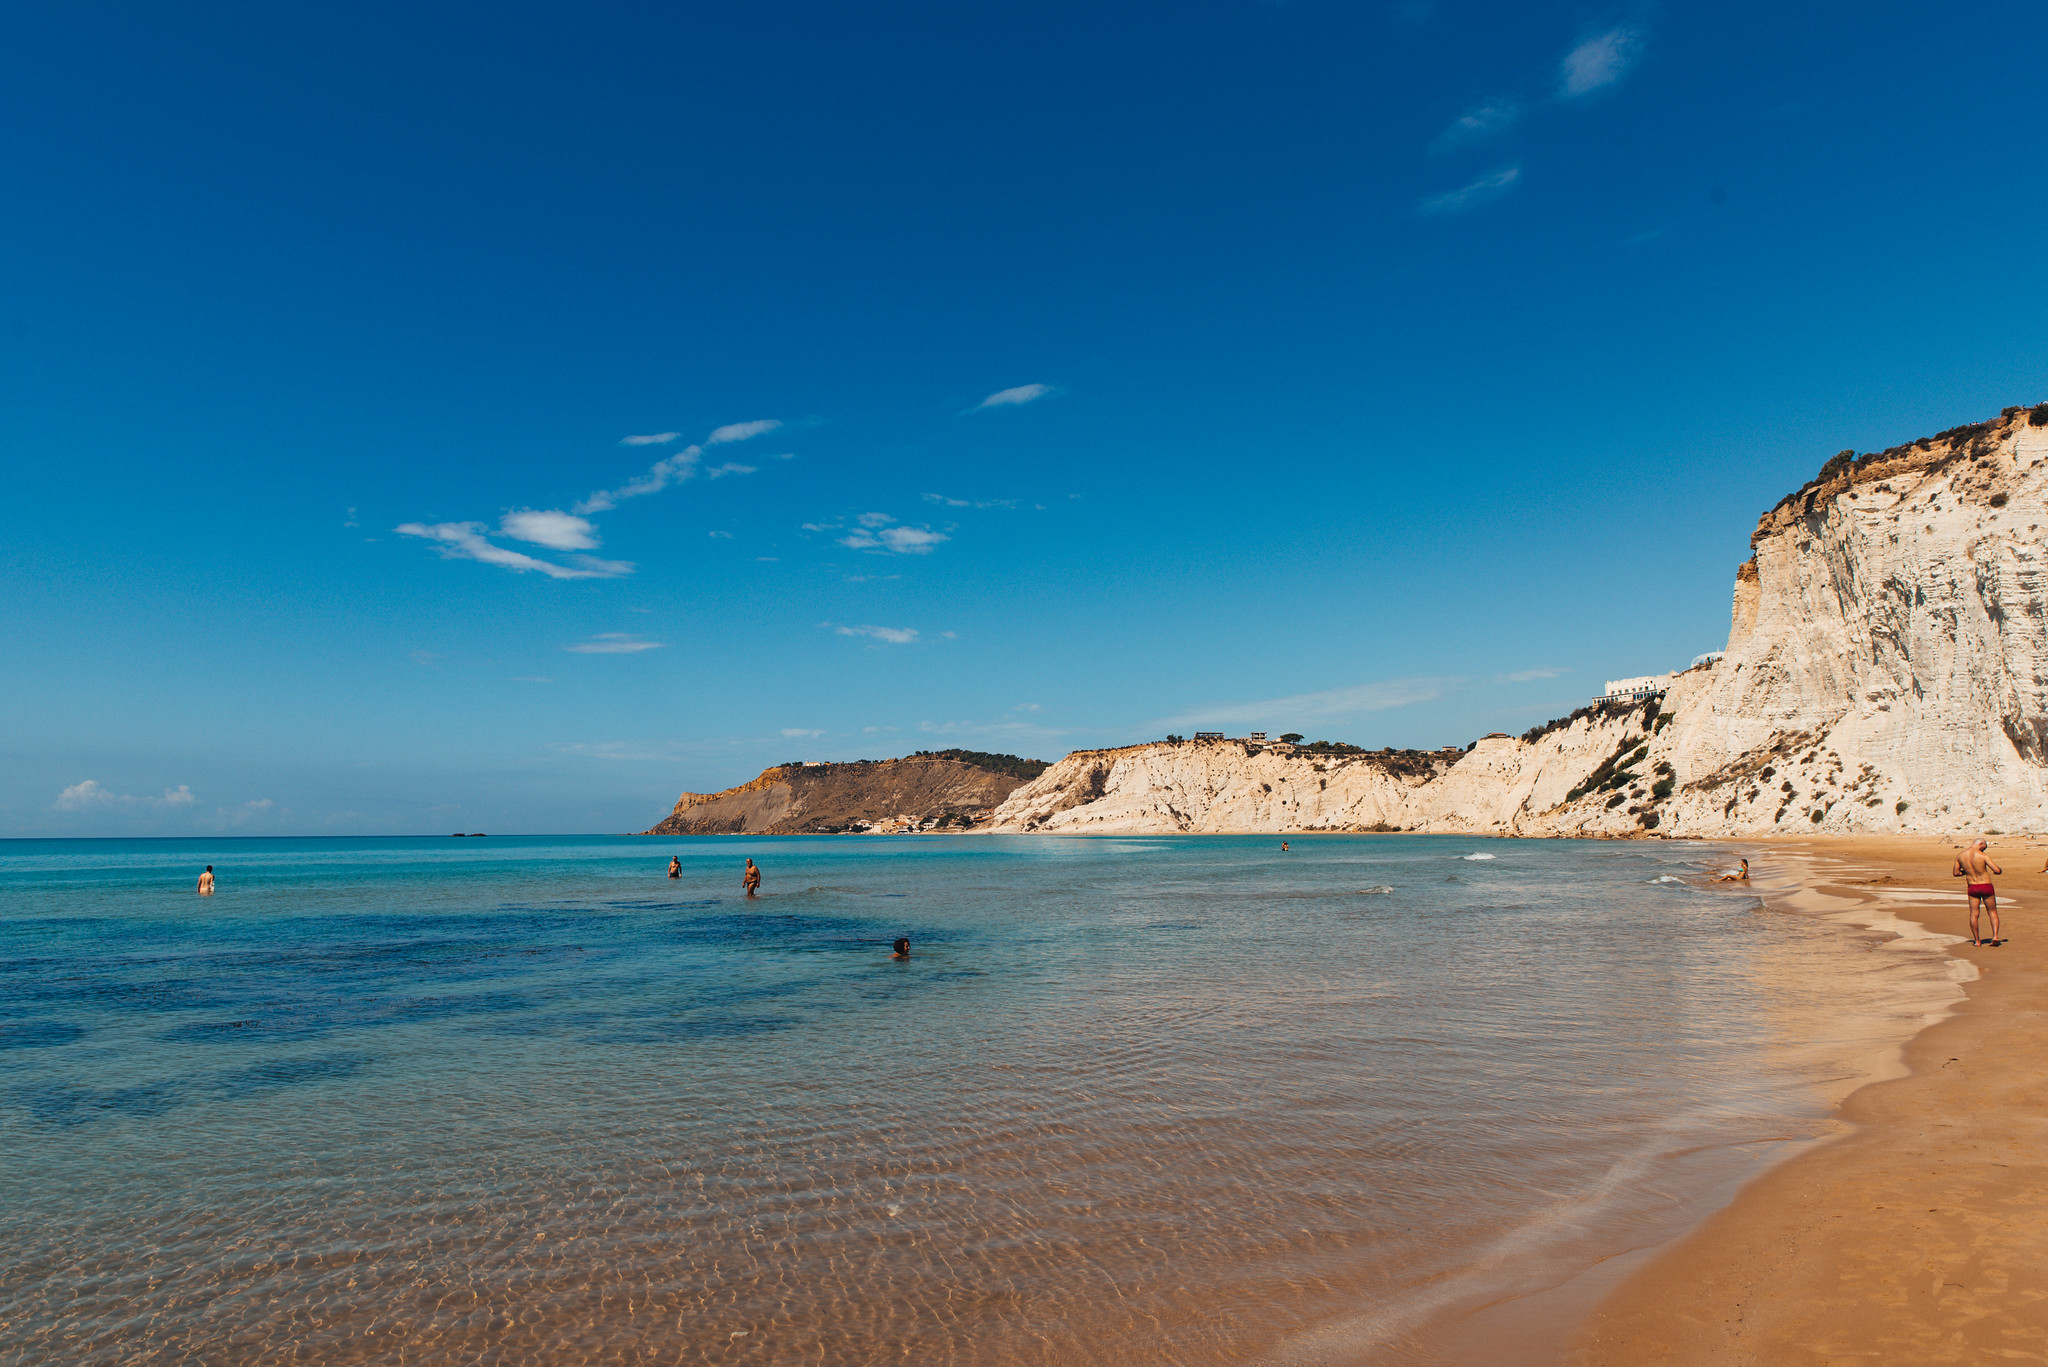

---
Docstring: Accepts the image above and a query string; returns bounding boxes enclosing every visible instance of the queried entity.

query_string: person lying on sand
[1952,839,2002,945]
[1712,859,1749,883]
[743,858,762,897]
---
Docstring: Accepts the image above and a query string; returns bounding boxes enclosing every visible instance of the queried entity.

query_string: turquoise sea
[0,835,1953,1365]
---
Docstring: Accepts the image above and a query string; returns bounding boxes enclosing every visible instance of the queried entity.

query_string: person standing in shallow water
[1952,839,2002,946]
[743,858,761,897]
[196,865,215,895]
[667,856,681,879]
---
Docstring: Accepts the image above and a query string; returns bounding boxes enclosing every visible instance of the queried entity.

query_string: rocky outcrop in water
[988,405,2048,837]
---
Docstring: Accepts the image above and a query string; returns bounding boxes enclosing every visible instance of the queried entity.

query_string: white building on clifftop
[1598,674,1674,703]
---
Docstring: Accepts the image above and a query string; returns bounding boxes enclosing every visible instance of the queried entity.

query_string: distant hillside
[644,752,1048,835]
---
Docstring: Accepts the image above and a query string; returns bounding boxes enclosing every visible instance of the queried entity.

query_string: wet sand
[1573,836,2048,1365]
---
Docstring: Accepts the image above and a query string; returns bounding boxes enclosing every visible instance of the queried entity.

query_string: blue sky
[6,0,2047,836]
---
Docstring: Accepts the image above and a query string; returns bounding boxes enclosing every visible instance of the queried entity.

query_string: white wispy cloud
[215,797,275,827]
[563,633,668,654]
[827,623,921,645]
[621,432,681,446]
[781,727,825,738]
[499,509,600,551]
[1499,666,1569,683]
[975,383,1052,409]
[396,522,633,579]
[924,493,1029,509]
[575,420,777,515]
[573,445,704,515]
[54,780,196,811]
[838,513,950,554]
[1151,677,1458,731]
[1431,97,1522,154]
[1418,165,1522,216]
[1561,27,1643,96]
[709,530,734,539]
[708,419,782,444]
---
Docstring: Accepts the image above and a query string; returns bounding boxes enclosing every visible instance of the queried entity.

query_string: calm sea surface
[0,835,1954,1365]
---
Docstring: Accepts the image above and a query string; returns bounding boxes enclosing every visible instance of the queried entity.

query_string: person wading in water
[743,858,762,897]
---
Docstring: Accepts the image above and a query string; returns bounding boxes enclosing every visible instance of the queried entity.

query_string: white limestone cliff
[990,405,2048,837]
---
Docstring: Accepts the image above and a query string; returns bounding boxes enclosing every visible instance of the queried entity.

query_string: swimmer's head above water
[891,937,910,959]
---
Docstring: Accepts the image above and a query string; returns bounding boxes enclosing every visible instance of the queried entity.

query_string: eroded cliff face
[988,703,1672,836]
[1659,404,2048,835]
[990,405,2048,838]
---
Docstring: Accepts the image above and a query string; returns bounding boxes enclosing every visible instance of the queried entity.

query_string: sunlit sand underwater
[0,835,1954,1364]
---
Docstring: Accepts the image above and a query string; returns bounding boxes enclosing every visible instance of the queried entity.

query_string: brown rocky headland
[643,749,1048,835]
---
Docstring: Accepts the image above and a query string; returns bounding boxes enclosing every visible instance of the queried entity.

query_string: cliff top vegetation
[1769,402,2048,516]
[771,749,1050,780]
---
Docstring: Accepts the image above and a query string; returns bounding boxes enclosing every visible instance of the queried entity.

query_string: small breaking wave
[1460,853,1496,861]
[1358,886,1396,895]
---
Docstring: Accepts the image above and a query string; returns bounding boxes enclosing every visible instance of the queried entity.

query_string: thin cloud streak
[975,383,1052,409]
[1418,165,1521,216]
[396,522,633,579]
[563,633,667,654]
[1499,667,1569,683]
[1562,28,1643,96]
[576,420,777,514]
[827,623,920,644]
[1150,677,1459,731]
[708,419,782,444]
[1430,97,1521,154]
[621,432,681,446]
[924,493,1031,509]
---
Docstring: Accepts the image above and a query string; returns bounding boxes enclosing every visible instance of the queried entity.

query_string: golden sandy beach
[1574,836,2048,1365]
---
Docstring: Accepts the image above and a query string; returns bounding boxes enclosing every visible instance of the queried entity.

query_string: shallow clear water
[0,835,1951,1365]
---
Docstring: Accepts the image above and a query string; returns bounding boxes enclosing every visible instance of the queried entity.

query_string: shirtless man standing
[1952,839,2002,945]
[197,865,215,896]
[743,858,762,897]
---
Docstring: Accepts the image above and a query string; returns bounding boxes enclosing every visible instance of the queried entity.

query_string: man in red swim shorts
[1952,839,2002,946]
